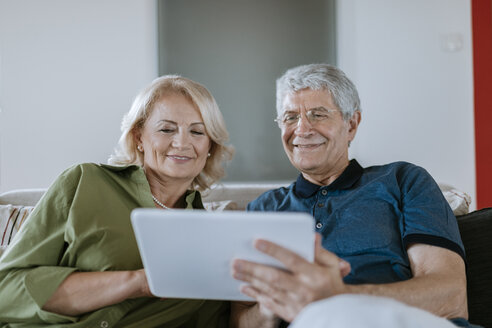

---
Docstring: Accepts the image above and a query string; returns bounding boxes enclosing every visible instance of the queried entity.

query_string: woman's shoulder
[54,163,143,186]
[62,162,141,175]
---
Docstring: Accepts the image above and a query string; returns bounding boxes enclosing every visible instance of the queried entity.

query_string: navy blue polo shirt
[247,159,465,285]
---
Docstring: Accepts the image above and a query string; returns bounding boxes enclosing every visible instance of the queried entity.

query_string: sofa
[1,184,491,327]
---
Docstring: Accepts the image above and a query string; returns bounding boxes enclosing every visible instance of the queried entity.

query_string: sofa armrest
[0,189,47,206]
[456,208,492,327]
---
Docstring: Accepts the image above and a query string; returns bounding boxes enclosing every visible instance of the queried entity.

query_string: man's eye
[283,115,299,123]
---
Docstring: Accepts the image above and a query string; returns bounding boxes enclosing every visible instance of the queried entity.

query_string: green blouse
[0,163,229,328]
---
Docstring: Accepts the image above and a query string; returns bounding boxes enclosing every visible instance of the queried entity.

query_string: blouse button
[316,222,323,229]
[321,189,328,195]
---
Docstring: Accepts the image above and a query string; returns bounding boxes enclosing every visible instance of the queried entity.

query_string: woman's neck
[144,169,194,209]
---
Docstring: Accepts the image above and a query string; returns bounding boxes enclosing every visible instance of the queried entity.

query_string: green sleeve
[0,166,82,324]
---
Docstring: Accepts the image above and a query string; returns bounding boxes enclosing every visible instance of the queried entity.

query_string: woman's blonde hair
[109,75,234,191]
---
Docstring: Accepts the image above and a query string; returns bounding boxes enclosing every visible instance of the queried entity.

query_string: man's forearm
[345,272,468,319]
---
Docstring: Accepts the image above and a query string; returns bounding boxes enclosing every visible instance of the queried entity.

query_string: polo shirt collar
[294,159,363,198]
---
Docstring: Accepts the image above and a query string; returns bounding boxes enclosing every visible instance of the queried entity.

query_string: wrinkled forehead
[279,88,334,115]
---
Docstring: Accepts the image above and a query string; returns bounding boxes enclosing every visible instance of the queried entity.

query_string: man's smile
[293,142,325,149]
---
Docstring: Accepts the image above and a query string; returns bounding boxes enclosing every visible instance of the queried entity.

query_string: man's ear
[347,111,361,141]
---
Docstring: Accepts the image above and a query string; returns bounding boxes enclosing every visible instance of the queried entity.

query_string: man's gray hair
[276,64,361,120]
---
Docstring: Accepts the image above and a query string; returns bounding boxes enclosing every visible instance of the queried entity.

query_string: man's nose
[294,113,314,135]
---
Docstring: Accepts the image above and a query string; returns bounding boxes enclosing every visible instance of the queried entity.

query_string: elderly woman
[0,76,237,327]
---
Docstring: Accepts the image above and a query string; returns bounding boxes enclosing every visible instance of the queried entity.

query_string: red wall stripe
[472,0,492,209]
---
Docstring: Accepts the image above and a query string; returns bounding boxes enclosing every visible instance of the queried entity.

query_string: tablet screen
[131,209,314,301]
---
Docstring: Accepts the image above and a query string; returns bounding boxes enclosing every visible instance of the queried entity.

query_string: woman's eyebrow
[157,120,205,126]
[157,119,177,125]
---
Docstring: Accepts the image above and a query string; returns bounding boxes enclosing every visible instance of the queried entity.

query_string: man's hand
[231,234,351,322]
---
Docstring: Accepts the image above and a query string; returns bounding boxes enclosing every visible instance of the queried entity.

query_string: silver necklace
[151,194,170,209]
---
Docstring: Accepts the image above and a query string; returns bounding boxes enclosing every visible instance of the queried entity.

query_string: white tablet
[131,209,314,301]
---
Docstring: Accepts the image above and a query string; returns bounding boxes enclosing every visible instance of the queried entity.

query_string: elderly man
[230,64,475,328]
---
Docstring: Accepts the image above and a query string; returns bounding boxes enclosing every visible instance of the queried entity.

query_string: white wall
[338,0,476,209]
[0,0,158,192]
[0,0,476,211]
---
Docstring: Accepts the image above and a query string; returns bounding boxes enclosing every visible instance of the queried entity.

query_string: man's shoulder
[363,161,428,180]
[361,161,438,194]
[364,161,421,172]
[247,183,295,211]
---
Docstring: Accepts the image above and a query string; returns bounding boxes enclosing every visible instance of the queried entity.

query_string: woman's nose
[171,130,191,148]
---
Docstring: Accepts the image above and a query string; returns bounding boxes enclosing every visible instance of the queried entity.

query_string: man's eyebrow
[310,106,332,111]
[282,106,330,113]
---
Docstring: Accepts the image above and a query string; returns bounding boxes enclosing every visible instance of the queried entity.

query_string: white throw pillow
[203,200,238,211]
[0,204,34,257]
[438,183,472,216]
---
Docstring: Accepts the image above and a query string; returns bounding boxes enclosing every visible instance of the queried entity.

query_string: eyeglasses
[274,108,340,128]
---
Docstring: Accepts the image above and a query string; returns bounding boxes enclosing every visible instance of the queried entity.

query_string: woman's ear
[132,127,143,151]
[207,142,214,158]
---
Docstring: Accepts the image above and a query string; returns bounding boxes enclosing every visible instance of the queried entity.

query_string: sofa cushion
[0,205,35,257]
[456,208,492,327]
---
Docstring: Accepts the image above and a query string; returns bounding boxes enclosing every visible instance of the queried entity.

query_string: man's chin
[292,159,321,174]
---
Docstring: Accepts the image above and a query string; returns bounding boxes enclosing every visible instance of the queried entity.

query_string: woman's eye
[160,128,175,133]
[191,130,205,136]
